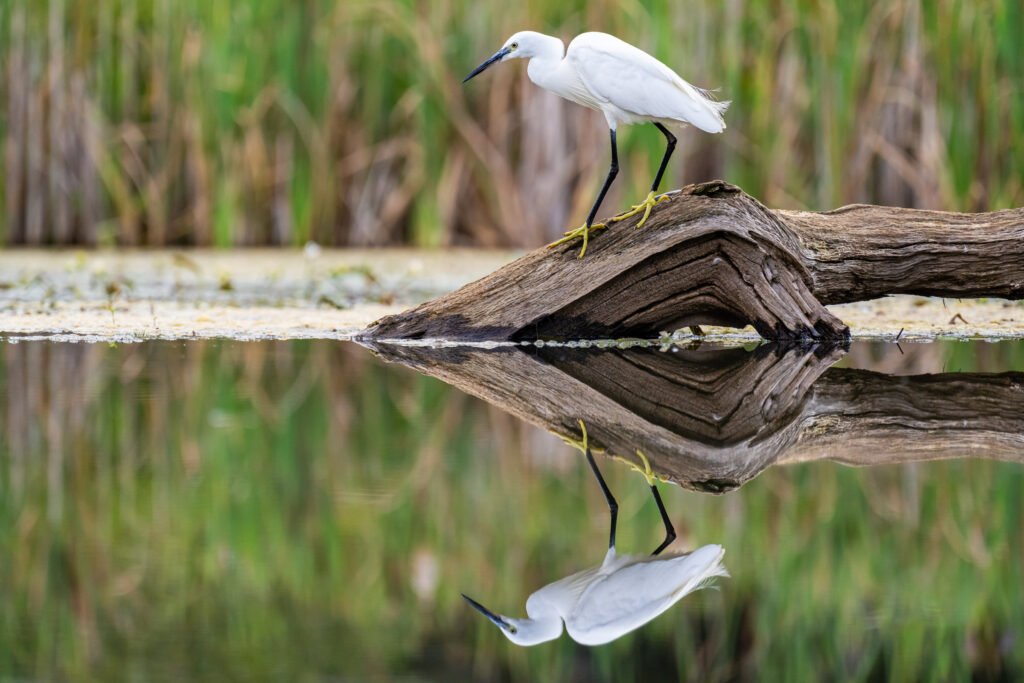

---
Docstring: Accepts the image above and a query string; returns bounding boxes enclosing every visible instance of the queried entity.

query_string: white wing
[565,544,728,646]
[525,564,603,620]
[567,32,729,133]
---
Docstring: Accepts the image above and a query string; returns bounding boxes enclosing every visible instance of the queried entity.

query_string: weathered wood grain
[363,181,1024,341]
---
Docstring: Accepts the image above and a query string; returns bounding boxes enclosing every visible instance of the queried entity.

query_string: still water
[1,338,1021,681]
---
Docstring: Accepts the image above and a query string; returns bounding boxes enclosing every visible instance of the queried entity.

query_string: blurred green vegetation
[0,339,1022,680]
[2,1,1022,247]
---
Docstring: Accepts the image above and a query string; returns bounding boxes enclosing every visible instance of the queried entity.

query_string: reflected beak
[463,47,511,83]
[462,593,512,631]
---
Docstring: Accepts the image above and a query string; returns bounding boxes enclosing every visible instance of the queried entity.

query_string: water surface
[1,338,1021,680]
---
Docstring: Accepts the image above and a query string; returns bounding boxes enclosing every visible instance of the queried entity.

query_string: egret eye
[510,42,518,50]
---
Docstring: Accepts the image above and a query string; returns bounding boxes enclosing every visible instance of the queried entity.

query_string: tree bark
[363,181,1024,341]
[363,341,1024,493]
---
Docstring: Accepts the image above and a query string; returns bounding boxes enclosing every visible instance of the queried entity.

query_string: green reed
[0,339,1022,680]
[1,0,1023,247]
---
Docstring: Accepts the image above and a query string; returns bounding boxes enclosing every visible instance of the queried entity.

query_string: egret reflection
[463,422,728,647]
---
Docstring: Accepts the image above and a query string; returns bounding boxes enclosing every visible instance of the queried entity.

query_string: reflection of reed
[2,340,558,677]
[3,2,1023,247]
[845,339,943,374]
[1,340,1022,679]
[4,343,98,510]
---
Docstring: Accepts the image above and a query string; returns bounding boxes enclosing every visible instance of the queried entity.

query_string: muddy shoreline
[1,249,1021,343]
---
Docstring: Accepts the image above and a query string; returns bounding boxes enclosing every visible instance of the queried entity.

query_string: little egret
[464,31,729,258]
[462,421,728,647]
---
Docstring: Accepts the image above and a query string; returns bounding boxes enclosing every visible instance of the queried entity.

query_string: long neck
[525,37,566,90]
[519,592,564,643]
[509,614,563,646]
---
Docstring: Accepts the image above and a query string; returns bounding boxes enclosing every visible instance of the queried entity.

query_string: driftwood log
[364,342,1024,492]
[364,181,1024,341]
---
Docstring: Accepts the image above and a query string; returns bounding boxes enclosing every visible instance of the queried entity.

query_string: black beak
[463,47,511,83]
[462,593,512,630]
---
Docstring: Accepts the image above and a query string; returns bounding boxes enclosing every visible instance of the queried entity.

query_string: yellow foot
[557,419,591,454]
[547,222,607,259]
[612,449,665,486]
[609,191,671,229]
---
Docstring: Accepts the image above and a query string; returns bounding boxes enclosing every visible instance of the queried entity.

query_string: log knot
[687,180,742,199]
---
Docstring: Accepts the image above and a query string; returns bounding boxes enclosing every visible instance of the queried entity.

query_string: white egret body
[464,31,730,257]
[465,544,728,646]
[463,423,729,646]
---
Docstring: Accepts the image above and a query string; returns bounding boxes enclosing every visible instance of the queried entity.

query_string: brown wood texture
[363,181,1024,341]
[364,342,1024,493]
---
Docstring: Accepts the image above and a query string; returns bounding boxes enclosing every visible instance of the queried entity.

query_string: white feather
[486,543,728,647]
[564,544,728,646]
[566,32,729,133]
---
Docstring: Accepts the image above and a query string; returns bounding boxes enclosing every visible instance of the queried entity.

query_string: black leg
[651,123,677,193]
[585,129,620,227]
[585,445,619,550]
[649,485,676,556]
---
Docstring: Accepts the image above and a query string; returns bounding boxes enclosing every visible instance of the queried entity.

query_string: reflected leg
[623,449,677,555]
[584,438,619,550]
[648,484,676,556]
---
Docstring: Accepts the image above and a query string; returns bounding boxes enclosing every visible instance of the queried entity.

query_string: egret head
[461,593,563,646]
[463,31,558,83]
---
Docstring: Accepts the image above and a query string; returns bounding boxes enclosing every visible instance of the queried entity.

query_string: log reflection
[366,342,1024,492]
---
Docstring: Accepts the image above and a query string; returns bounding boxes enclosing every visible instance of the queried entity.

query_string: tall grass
[2,1,1023,248]
[1,339,1022,680]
